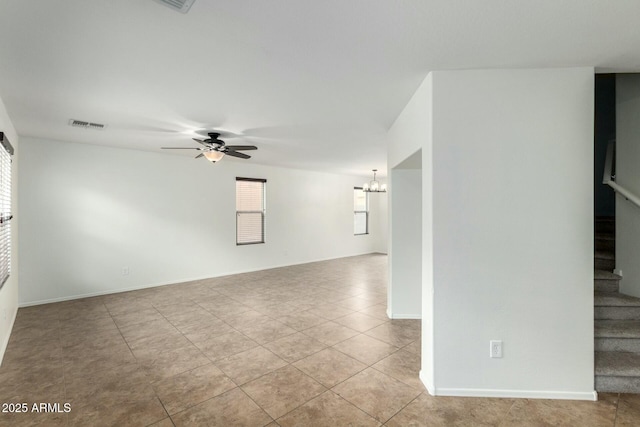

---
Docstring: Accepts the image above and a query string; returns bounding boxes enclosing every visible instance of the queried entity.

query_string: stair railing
[603,139,640,209]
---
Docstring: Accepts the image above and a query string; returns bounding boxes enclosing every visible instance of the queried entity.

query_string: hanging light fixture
[203,151,225,162]
[363,169,387,193]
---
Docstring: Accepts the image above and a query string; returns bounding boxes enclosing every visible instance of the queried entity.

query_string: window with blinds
[0,133,13,289]
[236,178,266,245]
[354,187,368,235]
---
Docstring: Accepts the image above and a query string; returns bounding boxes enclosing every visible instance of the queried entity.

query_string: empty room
[1,1,640,426]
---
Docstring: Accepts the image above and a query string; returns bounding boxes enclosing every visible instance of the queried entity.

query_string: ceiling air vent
[152,0,196,14]
[69,119,106,130]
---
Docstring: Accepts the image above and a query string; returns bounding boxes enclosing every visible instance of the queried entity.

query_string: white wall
[18,137,383,305]
[0,95,18,365]
[431,68,594,399]
[615,74,640,298]
[388,76,432,170]
[388,163,421,319]
[389,68,595,399]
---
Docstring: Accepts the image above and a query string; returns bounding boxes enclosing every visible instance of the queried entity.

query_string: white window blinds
[0,133,13,289]
[236,178,266,245]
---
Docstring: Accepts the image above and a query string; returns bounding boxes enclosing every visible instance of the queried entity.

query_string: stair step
[596,351,640,373]
[595,352,640,393]
[594,250,615,270]
[595,292,640,307]
[595,258,616,270]
[595,320,640,338]
[595,251,615,261]
[595,306,640,320]
[595,270,622,280]
[596,338,640,353]
[595,375,640,393]
[595,232,615,240]
[594,292,640,320]
[595,218,615,234]
[595,320,640,351]
[594,270,622,293]
[595,234,615,251]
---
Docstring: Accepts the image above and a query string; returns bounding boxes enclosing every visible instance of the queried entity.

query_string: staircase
[594,216,640,393]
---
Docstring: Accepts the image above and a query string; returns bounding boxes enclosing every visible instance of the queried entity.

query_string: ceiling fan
[161,132,257,163]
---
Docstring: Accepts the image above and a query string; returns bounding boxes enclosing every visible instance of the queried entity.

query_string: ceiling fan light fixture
[203,151,225,162]
[161,130,256,163]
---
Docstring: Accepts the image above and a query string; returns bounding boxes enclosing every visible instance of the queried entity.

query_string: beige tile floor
[0,253,637,426]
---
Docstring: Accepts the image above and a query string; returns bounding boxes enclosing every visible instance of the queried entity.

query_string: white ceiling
[1,1,639,177]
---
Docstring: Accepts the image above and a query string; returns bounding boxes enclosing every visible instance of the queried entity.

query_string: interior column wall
[387,74,433,388]
[431,68,594,399]
[388,163,421,319]
[388,68,594,399]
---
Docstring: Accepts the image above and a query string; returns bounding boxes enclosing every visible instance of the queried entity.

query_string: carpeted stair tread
[596,351,640,377]
[595,250,615,260]
[595,218,615,234]
[595,233,615,241]
[595,270,622,280]
[595,292,640,307]
[595,320,640,338]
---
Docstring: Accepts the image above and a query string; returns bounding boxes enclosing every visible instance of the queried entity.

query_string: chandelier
[363,169,387,193]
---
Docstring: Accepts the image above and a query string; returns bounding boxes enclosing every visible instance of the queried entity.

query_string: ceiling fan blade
[225,145,257,151]
[193,138,210,146]
[225,150,251,159]
[162,147,202,150]
[195,153,204,159]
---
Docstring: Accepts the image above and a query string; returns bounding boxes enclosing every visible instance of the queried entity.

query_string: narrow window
[0,133,13,289]
[354,187,368,235]
[236,178,266,245]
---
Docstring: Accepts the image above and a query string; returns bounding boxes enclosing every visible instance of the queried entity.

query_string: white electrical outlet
[490,340,503,358]
[122,267,129,276]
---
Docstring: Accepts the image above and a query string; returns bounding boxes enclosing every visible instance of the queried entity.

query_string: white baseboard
[388,313,421,320]
[0,305,17,367]
[19,251,385,307]
[19,281,184,307]
[426,386,597,401]
[419,370,435,395]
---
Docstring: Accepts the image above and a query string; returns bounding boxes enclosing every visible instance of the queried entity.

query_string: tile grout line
[236,385,278,425]
[247,364,329,423]
[380,391,424,426]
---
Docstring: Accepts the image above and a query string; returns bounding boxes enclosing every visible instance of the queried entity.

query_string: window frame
[353,186,369,236]
[236,177,266,245]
